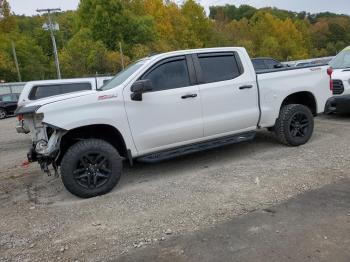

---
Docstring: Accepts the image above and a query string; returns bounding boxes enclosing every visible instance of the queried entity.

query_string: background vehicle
[251,57,284,71]
[17,76,112,108]
[295,62,313,67]
[16,47,332,198]
[0,93,20,119]
[325,46,350,114]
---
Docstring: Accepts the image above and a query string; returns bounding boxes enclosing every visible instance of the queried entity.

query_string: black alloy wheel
[61,139,122,198]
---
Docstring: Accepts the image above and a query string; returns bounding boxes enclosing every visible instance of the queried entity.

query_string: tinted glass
[30,82,92,100]
[101,60,147,91]
[252,59,267,70]
[264,59,279,69]
[144,59,190,91]
[1,95,12,102]
[198,54,241,83]
[329,47,350,69]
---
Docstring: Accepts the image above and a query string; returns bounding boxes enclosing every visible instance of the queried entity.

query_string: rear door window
[198,53,242,83]
[29,82,92,100]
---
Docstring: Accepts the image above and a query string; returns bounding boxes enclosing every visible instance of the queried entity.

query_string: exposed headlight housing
[35,140,48,153]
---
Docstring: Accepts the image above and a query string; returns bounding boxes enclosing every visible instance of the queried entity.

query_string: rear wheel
[61,139,122,198]
[274,104,314,146]
[0,109,6,119]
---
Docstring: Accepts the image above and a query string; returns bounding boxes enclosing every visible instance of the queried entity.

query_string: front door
[124,56,203,155]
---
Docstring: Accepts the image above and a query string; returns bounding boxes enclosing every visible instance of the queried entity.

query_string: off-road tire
[274,104,314,146]
[61,139,122,198]
[0,108,6,119]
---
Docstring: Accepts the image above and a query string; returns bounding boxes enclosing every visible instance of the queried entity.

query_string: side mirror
[130,80,153,101]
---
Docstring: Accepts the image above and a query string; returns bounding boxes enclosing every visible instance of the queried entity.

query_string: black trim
[127,149,133,166]
[186,55,198,85]
[137,131,256,163]
[256,74,262,128]
[234,52,244,74]
[256,63,328,74]
[191,54,204,84]
[325,95,350,114]
[15,105,41,116]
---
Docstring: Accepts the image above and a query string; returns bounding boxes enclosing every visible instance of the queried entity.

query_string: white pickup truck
[325,46,350,113]
[15,47,332,198]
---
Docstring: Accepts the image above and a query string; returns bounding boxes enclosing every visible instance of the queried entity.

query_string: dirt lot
[1,115,350,261]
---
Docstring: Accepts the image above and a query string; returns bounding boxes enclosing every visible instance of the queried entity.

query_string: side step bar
[137,131,256,163]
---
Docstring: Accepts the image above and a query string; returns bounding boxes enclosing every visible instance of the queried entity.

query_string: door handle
[239,85,253,90]
[181,94,197,99]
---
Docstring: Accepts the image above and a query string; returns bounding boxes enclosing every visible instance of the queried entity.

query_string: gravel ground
[1,114,350,261]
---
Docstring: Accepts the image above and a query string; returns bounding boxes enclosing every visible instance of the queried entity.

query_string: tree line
[0,0,349,82]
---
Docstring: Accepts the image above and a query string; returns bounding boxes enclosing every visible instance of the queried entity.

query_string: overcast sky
[8,0,350,16]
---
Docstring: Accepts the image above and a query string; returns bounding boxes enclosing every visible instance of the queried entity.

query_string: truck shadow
[118,130,280,189]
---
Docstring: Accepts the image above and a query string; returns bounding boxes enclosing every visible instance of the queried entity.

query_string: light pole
[37,8,61,79]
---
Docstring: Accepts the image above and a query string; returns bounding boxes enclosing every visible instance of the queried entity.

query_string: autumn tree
[59,28,128,78]
[77,0,155,52]
[0,0,16,32]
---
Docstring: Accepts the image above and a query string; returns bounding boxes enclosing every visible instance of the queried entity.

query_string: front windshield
[100,59,147,91]
[329,47,350,69]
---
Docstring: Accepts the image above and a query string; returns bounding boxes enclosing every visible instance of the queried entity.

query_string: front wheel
[274,104,314,146]
[61,139,122,198]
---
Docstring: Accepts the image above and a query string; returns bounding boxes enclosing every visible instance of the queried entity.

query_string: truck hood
[21,90,97,107]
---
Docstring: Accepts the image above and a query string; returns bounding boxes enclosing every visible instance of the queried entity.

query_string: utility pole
[11,41,21,82]
[37,8,61,79]
[119,42,125,70]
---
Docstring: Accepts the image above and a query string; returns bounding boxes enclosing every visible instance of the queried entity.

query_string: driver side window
[142,58,190,92]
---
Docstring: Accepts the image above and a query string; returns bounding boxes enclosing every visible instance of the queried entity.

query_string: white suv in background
[17,76,112,108]
[326,46,350,113]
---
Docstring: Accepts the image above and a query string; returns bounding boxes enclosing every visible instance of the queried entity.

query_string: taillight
[327,67,333,91]
[327,67,333,76]
[330,79,334,91]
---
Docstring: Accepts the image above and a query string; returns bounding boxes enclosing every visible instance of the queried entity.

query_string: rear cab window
[29,82,92,100]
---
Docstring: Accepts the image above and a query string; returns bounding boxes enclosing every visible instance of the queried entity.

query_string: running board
[137,131,256,163]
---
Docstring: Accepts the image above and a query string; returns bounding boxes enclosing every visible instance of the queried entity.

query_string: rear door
[194,52,259,137]
[124,55,203,154]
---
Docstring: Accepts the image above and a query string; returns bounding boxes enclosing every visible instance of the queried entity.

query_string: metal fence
[0,82,26,95]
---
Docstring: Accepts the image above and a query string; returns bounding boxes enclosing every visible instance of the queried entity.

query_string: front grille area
[333,79,344,95]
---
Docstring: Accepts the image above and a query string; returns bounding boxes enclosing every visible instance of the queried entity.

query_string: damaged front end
[16,106,66,176]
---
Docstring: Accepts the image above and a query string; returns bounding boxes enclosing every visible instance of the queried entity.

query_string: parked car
[325,46,350,114]
[0,93,20,119]
[17,76,112,108]
[16,47,332,198]
[251,57,284,71]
